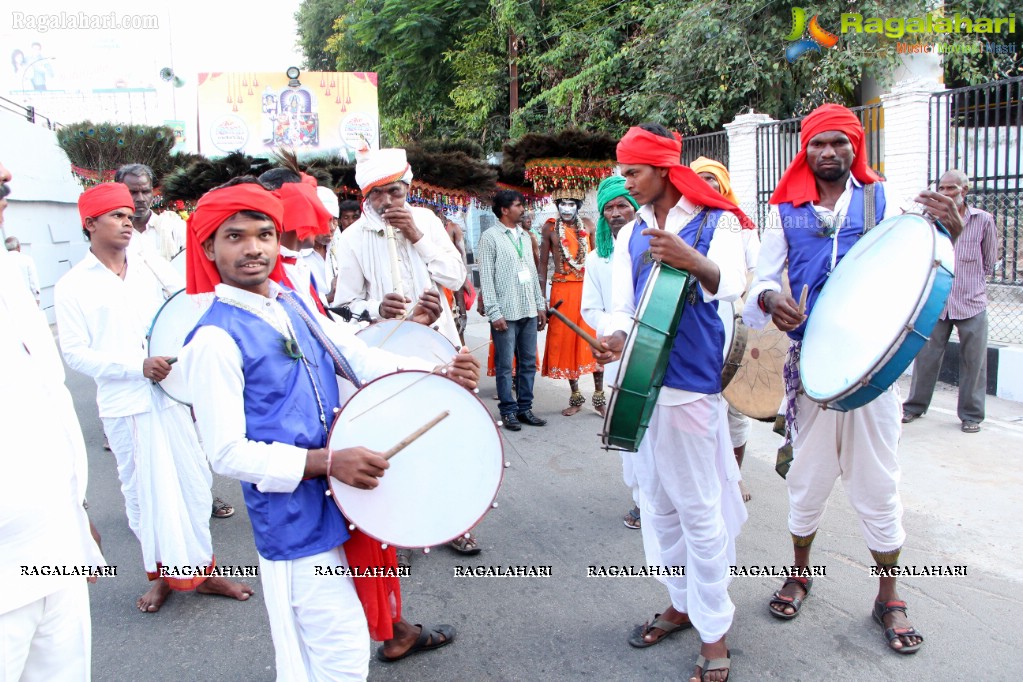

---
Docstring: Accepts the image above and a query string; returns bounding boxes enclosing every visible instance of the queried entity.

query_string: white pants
[0,582,90,682]
[632,394,747,642]
[259,547,370,681]
[726,405,751,449]
[102,388,214,580]
[788,386,905,553]
[621,454,666,580]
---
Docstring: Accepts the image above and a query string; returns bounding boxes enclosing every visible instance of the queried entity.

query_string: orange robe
[542,220,598,380]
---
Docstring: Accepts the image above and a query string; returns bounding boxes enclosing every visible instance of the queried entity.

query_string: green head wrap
[595,175,638,259]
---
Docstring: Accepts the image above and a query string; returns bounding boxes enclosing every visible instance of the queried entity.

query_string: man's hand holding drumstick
[435,347,481,391]
[306,446,389,490]
[763,284,809,332]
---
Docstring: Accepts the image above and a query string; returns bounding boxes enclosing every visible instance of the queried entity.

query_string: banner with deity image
[196,71,379,160]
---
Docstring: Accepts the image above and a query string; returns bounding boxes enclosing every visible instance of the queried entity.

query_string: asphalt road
[67,313,1023,681]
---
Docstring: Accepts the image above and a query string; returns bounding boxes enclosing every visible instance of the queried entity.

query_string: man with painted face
[743,103,963,656]
[539,190,601,416]
[116,163,186,261]
[332,147,467,347]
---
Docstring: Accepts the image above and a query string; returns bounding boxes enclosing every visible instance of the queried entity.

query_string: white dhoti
[726,404,751,449]
[0,581,90,682]
[259,547,370,681]
[787,386,905,553]
[102,386,214,582]
[632,394,747,642]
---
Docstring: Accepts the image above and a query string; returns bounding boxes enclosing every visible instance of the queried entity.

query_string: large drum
[147,288,214,404]
[357,319,457,365]
[718,300,748,390]
[170,249,187,279]
[327,371,504,548]
[722,320,790,420]
[800,214,954,411]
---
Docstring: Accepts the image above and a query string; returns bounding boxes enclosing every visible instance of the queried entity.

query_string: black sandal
[872,600,924,654]
[376,623,455,662]
[768,576,813,620]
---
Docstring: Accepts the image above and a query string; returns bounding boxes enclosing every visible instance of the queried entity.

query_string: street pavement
[68,312,1023,681]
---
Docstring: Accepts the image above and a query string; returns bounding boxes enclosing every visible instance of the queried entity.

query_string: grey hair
[114,163,156,184]
[941,168,969,189]
[4,236,19,250]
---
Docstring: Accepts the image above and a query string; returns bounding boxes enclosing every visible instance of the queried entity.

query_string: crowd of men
[1,100,999,681]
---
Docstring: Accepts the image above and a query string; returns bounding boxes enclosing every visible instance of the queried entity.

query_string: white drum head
[357,319,457,365]
[147,289,214,404]
[801,214,937,401]
[170,249,187,279]
[328,371,503,548]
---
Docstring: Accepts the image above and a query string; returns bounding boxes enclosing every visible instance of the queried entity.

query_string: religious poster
[196,71,379,160]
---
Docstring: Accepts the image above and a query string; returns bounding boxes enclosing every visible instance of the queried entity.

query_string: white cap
[316,186,339,218]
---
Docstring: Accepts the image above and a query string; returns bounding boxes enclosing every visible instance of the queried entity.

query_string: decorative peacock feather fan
[56,121,178,187]
[404,140,498,213]
[502,129,618,196]
[160,152,277,204]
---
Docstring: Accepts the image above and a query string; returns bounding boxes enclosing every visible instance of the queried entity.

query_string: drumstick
[548,300,604,352]
[383,219,405,299]
[381,411,450,460]
[347,340,490,421]
[797,284,809,317]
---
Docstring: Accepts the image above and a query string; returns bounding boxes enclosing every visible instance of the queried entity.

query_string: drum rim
[146,287,202,406]
[356,318,459,356]
[326,369,505,548]
[801,216,939,404]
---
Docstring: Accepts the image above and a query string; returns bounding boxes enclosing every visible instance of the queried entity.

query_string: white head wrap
[316,185,340,218]
[355,147,414,192]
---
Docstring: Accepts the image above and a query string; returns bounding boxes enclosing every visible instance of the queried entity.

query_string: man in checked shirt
[902,169,999,434]
[478,190,548,431]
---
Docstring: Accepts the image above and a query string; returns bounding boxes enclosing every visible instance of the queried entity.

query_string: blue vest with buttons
[778,182,886,341]
[185,292,349,561]
[627,210,725,395]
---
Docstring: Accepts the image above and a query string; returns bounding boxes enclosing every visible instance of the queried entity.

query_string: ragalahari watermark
[11,11,159,32]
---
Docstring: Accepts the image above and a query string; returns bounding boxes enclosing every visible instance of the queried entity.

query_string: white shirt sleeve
[703,212,745,303]
[412,212,468,290]
[181,326,308,493]
[743,206,787,329]
[330,231,380,317]
[54,280,145,382]
[580,256,609,337]
[608,220,639,336]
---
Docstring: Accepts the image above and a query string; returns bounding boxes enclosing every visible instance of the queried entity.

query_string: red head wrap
[769,103,881,206]
[273,182,333,243]
[185,183,286,294]
[78,183,134,227]
[616,127,756,229]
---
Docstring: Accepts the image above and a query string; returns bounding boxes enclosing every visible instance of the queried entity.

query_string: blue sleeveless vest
[778,182,886,341]
[628,210,725,394]
[185,291,350,561]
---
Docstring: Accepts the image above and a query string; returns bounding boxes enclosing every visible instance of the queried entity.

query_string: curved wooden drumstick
[547,300,604,352]
[382,410,449,460]
[797,284,809,317]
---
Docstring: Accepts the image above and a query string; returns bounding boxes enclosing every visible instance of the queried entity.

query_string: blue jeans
[492,316,538,416]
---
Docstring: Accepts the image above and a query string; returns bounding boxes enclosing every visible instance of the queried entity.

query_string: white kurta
[1,248,103,681]
[606,197,747,640]
[332,203,466,346]
[135,210,187,261]
[54,247,214,579]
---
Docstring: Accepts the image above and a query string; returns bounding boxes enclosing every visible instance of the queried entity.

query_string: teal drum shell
[602,263,692,451]
[800,214,955,412]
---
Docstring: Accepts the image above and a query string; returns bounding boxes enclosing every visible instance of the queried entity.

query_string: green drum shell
[603,264,691,451]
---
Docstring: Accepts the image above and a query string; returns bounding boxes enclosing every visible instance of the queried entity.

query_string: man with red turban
[56,183,254,613]
[180,178,480,679]
[592,123,748,682]
[743,103,962,655]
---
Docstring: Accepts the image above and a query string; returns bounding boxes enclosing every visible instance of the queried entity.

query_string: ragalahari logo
[785,8,840,62]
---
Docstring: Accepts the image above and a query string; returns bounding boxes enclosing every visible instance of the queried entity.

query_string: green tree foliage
[295,0,348,71]
[298,0,1017,146]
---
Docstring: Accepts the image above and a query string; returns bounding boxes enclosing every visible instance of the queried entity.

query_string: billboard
[197,71,379,161]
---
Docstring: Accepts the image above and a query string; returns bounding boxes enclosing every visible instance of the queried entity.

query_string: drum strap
[863,183,876,235]
[279,292,363,389]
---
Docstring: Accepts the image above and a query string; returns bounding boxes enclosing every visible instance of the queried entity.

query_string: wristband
[757,290,770,313]
[325,448,334,495]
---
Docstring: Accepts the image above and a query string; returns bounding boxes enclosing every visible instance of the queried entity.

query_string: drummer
[180,178,481,679]
[743,103,963,654]
[593,124,751,682]
[55,183,253,613]
[691,156,759,503]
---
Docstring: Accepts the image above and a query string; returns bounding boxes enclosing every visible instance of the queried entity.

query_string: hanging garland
[525,158,616,194]
[494,181,545,212]
[557,218,588,274]
[407,180,477,213]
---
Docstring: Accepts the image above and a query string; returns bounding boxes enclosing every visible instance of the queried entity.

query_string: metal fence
[681,130,729,167]
[754,103,885,229]
[929,76,1023,344]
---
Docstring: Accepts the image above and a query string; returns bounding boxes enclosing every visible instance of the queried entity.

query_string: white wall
[1,113,88,321]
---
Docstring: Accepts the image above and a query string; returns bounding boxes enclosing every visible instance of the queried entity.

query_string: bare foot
[690,637,730,682]
[739,480,751,503]
[196,576,254,601]
[561,404,582,416]
[137,578,172,612]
